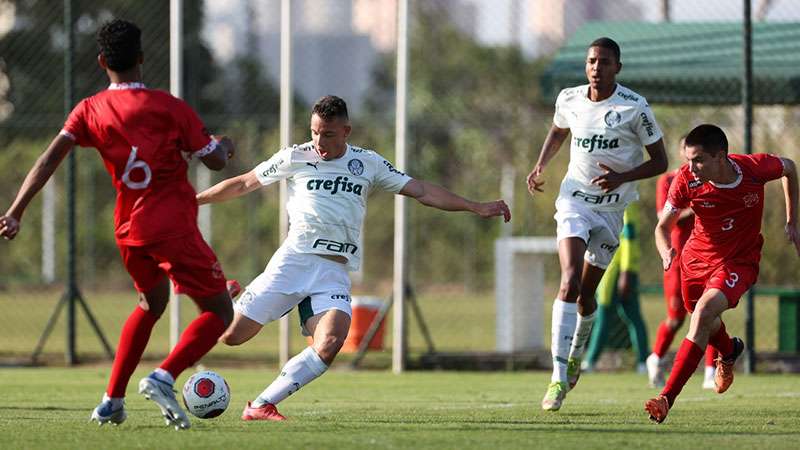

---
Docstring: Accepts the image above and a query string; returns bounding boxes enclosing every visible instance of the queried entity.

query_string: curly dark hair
[312,95,349,121]
[96,19,141,72]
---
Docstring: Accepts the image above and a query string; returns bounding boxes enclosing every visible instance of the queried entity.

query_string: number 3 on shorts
[721,217,734,231]
[122,146,152,189]
[724,272,739,288]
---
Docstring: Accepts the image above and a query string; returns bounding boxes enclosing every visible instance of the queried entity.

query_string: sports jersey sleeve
[253,149,294,186]
[665,171,691,211]
[61,99,93,147]
[176,99,216,158]
[748,153,785,182]
[552,89,569,129]
[632,101,663,146]
[372,155,412,193]
[618,203,640,273]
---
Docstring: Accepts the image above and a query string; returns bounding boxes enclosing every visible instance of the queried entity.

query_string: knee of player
[558,278,581,300]
[313,332,346,358]
[666,316,684,330]
[219,331,246,346]
[692,303,718,328]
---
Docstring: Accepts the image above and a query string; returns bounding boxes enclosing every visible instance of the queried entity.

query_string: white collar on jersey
[709,158,743,189]
[108,82,146,90]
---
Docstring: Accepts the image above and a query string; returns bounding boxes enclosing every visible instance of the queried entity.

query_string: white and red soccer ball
[182,370,230,419]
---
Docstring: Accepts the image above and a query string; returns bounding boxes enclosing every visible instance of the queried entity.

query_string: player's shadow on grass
[0,406,83,412]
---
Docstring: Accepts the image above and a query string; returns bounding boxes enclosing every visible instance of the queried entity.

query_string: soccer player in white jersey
[526,37,668,411]
[197,95,511,421]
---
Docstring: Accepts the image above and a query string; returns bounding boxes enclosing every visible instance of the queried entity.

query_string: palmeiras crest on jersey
[347,159,364,176]
[604,110,622,127]
[743,192,759,207]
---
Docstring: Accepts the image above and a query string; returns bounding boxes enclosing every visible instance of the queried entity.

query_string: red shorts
[680,260,758,313]
[119,231,227,299]
[663,254,686,320]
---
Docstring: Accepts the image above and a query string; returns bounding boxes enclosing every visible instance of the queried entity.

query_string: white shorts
[554,197,625,269]
[235,247,352,335]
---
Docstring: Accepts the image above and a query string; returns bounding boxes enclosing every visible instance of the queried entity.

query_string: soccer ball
[182,370,230,419]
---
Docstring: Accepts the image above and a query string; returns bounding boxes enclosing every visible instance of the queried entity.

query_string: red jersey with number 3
[666,153,784,276]
[61,84,215,245]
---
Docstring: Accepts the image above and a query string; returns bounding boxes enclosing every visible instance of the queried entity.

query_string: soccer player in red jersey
[0,20,236,430]
[645,124,799,423]
[646,137,717,389]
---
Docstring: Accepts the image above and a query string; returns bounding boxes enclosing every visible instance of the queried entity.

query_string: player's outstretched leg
[89,394,127,426]
[138,372,191,430]
[714,337,744,394]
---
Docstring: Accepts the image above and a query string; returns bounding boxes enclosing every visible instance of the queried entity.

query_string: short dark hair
[312,95,349,121]
[589,37,621,62]
[685,124,728,156]
[97,19,142,72]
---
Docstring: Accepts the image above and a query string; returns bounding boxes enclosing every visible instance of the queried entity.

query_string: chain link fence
[1,0,798,369]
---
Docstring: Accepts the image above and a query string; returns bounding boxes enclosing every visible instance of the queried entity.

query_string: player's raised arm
[1,133,74,240]
[780,157,800,255]
[399,178,510,222]
[526,124,570,195]
[196,171,262,205]
[199,135,235,171]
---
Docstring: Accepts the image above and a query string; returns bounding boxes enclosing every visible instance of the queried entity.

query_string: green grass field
[0,368,798,449]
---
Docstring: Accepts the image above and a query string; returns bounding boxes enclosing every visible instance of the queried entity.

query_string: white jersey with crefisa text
[553,83,663,211]
[253,142,412,271]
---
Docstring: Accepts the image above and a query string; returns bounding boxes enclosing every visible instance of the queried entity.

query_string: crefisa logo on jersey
[604,110,621,127]
[347,159,364,176]
[743,192,759,207]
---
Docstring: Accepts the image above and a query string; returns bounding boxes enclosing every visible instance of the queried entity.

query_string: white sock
[551,299,577,383]
[253,347,328,407]
[704,365,716,379]
[569,311,597,361]
[152,368,175,385]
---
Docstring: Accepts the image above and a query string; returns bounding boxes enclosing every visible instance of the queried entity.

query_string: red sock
[107,306,159,398]
[707,321,733,358]
[661,339,704,406]
[705,345,717,367]
[652,321,677,358]
[159,312,226,378]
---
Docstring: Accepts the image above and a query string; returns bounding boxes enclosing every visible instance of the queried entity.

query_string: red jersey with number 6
[61,84,215,246]
[665,153,784,276]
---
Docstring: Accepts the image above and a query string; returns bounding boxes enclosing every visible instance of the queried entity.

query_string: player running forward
[646,136,717,389]
[526,37,667,411]
[197,95,511,421]
[645,124,799,423]
[0,20,236,430]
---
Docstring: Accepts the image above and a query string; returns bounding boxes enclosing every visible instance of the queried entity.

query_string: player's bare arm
[780,157,799,255]
[1,134,74,240]
[654,202,681,270]
[526,124,570,195]
[199,135,235,171]
[399,179,511,222]
[197,171,262,205]
[591,138,668,192]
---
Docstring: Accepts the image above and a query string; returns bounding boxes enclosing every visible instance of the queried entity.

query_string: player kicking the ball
[197,95,511,421]
[1,20,236,430]
[645,124,799,423]
[526,37,667,411]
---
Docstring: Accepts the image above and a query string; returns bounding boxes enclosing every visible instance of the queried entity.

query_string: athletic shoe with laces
[89,397,127,426]
[138,374,191,430]
[646,353,665,388]
[714,336,744,394]
[241,401,286,421]
[541,381,568,411]
[566,357,581,390]
[227,279,242,299]
[645,395,670,423]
